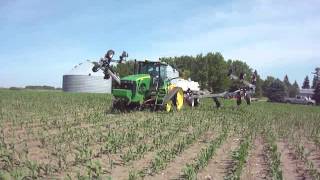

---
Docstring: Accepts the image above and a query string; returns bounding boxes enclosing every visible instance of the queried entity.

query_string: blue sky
[0,0,319,88]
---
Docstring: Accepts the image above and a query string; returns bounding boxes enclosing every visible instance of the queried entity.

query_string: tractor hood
[121,74,150,81]
[112,74,152,103]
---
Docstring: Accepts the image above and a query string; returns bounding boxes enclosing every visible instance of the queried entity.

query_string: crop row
[182,129,229,179]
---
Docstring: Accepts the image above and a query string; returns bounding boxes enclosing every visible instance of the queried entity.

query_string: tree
[302,76,310,89]
[283,75,291,96]
[312,75,319,89]
[312,67,320,89]
[262,76,275,97]
[253,70,263,97]
[314,82,320,105]
[161,52,230,92]
[206,52,229,92]
[228,60,252,82]
[288,81,299,97]
[283,75,291,87]
[228,60,253,92]
[265,79,287,102]
[113,61,135,77]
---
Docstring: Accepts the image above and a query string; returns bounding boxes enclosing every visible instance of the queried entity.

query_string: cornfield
[0,90,320,179]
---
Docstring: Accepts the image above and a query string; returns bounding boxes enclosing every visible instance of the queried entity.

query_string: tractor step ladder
[153,88,166,110]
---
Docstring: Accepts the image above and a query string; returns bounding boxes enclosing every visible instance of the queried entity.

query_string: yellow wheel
[175,88,184,111]
[165,100,173,112]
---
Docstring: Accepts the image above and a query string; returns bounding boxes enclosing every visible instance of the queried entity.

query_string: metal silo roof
[64,60,104,76]
[62,60,113,93]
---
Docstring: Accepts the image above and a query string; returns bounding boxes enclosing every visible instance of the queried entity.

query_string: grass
[0,89,320,179]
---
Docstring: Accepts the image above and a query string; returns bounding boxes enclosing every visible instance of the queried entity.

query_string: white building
[299,88,314,99]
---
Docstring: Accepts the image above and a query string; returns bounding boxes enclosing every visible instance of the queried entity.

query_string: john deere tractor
[92,50,184,112]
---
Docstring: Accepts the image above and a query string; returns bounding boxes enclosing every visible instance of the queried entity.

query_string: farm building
[62,60,112,93]
[299,88,314,99]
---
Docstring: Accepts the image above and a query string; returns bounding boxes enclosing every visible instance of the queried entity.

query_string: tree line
[9,86,62,91]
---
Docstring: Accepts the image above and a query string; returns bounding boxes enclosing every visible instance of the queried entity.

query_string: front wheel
[175,88,184,111]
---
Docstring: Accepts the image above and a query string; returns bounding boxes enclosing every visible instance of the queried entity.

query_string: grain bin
[62,60,111,93]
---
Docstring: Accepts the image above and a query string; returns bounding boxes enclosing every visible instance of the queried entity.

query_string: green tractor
[92,50,184,112]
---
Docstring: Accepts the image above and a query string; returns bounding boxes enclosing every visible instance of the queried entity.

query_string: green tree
[228,60,252,81]
[302,75,310,89]
[283,75,291,87]
[283,75,291,96]
[251,70,263,97]
[161,52,230,92]
[206,52,229,92]
[312,75,319,89]
[262,76,275,97]
[312,67,320,89]
[265,79,287,102]
[313,82,320,105]
[288,81,299,97]
[113,61,135,77]
[228,60,252,92]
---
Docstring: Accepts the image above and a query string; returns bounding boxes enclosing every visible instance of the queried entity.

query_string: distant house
[299,88,315,99]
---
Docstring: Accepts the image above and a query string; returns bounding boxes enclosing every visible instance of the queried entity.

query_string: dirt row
[147,135,320,180]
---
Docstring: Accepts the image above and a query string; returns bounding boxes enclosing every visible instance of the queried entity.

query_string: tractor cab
[136,61,167,79]
[135,61,168,89]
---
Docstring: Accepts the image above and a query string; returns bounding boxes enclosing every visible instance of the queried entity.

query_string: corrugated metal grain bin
[62,60,111,93]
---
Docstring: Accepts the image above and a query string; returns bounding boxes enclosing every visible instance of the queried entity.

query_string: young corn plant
[145,120,212,176]
[225,135,251,180]
[291,138,320,179]
[266,134,283,180]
